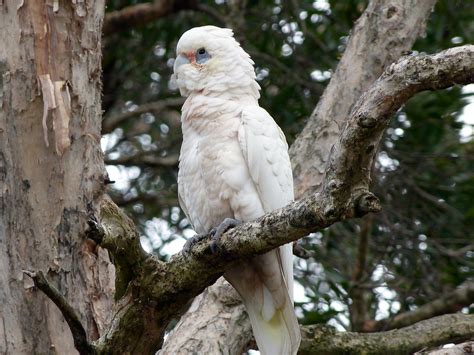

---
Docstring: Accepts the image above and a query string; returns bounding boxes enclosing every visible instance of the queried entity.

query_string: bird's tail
[225,247,301,355]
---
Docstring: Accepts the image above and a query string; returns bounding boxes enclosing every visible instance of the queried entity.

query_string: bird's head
[172,26,260,98]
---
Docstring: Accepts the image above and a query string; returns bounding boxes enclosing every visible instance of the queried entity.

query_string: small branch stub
[355,192,381,216]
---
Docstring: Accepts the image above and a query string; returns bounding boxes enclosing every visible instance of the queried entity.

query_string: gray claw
[210,218,241,253]
[182,233,207,256]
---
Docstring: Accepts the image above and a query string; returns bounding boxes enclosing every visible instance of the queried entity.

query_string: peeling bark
[0,1,113,353]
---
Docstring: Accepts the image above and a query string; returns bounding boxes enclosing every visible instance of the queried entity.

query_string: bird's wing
[238,105,295,293]
[227,105,300,354]
[238,105,294,212]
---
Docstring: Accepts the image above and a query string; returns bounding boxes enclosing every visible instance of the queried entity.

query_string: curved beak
[173,54,191,73]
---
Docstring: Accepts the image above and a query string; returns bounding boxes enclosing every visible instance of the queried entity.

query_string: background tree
[1,0,473,354]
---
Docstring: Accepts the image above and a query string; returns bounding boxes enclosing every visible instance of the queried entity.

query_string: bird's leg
[210,218,241,253]
[182,233,208,256]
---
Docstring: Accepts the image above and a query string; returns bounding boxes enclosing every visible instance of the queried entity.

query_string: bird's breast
[178,103,241,233]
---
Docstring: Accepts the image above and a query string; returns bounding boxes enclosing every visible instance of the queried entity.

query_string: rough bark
[158,278,253,355]
[0,1,113,353]
[417,341,474,355]
[162,0,439,351]
[94,46,474,353]
[289,0,437,198]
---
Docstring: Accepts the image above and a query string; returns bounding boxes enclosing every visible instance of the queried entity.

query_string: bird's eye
[196,47,210,64]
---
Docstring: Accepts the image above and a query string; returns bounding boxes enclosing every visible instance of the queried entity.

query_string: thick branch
[364,280,474,332]
[23,271,95,355]
[299,314,474,355]
[103,0,196,35]
[100,46,474,353]
[290,0,438,198]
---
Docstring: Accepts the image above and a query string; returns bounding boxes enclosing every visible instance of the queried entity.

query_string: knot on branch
[356,113,378,128]
[354,191,381,216]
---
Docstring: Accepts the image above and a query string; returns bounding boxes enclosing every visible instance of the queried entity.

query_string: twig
[363,280,474,332]
[23,270,95,355]
[104,153,179,168]
[102,97,184,134]
[103,0,197,36]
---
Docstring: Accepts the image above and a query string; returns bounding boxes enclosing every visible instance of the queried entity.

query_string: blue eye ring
[196,47,211,64]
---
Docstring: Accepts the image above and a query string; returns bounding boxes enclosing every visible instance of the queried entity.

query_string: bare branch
[23,271,95,355]
[363,280,474,332]
[290,0,438,198]
[349,215,373,331]
[102,97,184,134]
[103,0,197,35]
[111,192,178,209]
[300,314,474,355]
[105,153,179,168]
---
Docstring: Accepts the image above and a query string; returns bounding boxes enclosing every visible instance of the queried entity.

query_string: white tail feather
[225,246,301,355]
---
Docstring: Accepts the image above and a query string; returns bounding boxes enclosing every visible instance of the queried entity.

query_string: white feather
[175,26,301,355]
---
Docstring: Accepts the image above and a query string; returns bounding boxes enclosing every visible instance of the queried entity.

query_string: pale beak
[173,54,191,73]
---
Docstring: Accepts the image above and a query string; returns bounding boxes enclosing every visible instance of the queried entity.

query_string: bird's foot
[210,218,241,253]
[182,233,208,256]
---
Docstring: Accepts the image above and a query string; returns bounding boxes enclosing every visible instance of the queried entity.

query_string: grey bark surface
[299,314,474,355]
[158,278,252,355]
[290,0,437,198]
[161,0,438,352]
[0,1,113,353]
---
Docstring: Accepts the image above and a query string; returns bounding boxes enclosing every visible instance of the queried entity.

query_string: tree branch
[299,314,474,355]
[363,280,474,332]
[349,215,373,331]
[23,270,95,355]
[290,0,438,198]
[103,0,197,36]
[105,153,179,168]
[102,97,184,134]
[97,45,474,353]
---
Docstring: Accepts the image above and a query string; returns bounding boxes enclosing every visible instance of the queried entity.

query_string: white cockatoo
[173,26,301,355]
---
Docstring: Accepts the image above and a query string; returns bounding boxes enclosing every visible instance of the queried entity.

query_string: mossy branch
[91,45,474,353]
[299,314,474,355]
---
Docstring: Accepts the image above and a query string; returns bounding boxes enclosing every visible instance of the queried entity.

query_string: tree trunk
[0,1,113,353]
